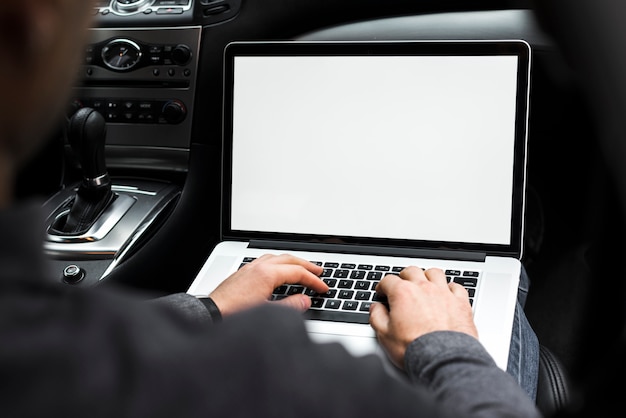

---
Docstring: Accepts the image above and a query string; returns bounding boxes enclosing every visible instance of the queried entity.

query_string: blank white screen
[230,54,519,245]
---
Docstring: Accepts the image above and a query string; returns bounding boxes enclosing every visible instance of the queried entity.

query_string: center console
[42,0,240,285]
[75,24,201,172]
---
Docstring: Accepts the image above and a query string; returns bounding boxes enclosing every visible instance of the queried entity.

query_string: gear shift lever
[50,107,115,235]
[69,107,110,186]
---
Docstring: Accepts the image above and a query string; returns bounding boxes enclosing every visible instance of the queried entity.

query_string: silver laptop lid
[221,40,531,260]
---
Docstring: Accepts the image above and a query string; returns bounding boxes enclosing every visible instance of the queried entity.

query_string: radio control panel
[85,37,193,74]
[72,26,201,172]
[72,98,187,125]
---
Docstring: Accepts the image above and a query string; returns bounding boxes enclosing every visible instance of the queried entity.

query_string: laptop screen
[222,41,530,257]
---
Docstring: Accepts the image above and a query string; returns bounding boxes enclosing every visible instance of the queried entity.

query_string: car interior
[15,0,626,415]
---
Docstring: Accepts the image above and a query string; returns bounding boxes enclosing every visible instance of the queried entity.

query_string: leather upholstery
[536,344,571,416]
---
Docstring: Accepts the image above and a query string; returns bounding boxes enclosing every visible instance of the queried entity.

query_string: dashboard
[73,0,241,173]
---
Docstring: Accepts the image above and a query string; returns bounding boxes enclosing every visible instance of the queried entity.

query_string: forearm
[405,331,541,418]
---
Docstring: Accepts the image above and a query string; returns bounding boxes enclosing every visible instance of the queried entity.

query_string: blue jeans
[506,266,539,401]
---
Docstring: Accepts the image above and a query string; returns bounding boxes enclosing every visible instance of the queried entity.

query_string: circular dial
[112,0,154,14]
[101,39,142,71]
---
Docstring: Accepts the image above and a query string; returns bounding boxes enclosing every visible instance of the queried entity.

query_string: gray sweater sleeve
[147,293,540,417]
[405,331,541,418]
[146,293,217,325]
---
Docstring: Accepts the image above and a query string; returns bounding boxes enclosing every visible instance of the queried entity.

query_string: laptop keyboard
[240,257,480,325]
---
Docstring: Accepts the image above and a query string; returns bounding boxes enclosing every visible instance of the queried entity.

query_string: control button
[171,44,192,66]
[156,7,183,14]
[148,46,163,65]
[63,265,85,284]
[162,100,187,124]
[85,46,94,64]
[153,69,160,76]
[183,69,191,77]
[167,68,175,76]
[137,111,156,123]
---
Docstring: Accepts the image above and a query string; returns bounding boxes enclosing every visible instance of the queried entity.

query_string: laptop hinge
[248,240,486,262]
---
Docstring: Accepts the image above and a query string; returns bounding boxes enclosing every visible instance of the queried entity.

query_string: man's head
[0,0,94,204]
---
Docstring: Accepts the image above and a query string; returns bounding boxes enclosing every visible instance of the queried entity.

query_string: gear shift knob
[68,107,109,186]
[48,107,114,235]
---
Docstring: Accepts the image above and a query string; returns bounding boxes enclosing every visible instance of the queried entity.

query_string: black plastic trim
[249,240,486,262]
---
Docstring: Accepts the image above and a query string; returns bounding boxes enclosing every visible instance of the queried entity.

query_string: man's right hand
[209,254,328,317]
[369,266,478,370]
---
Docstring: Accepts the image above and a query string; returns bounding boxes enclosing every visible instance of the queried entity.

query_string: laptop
[188,39,531,371]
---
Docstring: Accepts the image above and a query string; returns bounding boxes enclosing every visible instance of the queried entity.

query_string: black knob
[68,107,108,183]
[63,264,85,284]
[162,100,187,124]
[171,44,192,66]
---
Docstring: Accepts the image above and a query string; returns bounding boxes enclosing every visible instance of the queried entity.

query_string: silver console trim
[100,195,167,280]
[112,0,156,15]
[47,194,136,243]
[102,0,193,16]
[112,184,157,195]
[85,173,112,188]
[43,179,180,261]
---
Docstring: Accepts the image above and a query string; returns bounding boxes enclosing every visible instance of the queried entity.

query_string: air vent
[199,0,241,23]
